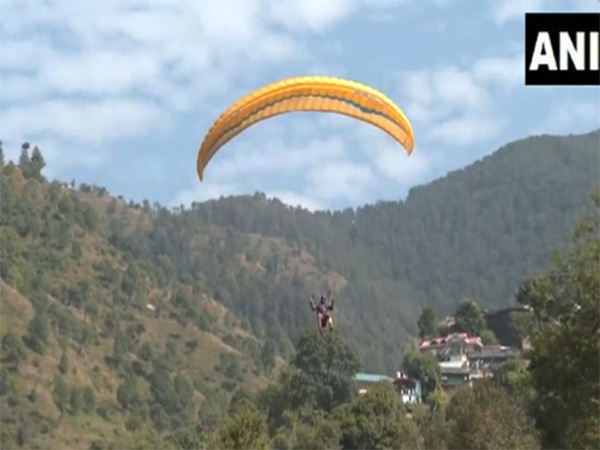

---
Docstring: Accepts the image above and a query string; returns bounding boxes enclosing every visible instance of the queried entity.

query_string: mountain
[0,129,598,448]
[0,162,282,448]
[173,129,600,370]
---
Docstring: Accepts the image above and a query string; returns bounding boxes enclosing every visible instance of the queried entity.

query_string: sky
[1,0,599,212]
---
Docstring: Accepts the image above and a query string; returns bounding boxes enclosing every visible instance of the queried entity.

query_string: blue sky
[1,0,599,211]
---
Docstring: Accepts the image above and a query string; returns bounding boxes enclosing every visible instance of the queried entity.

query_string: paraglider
[195,76,416,337]
[196,75,415,182]
[310,292,335,334]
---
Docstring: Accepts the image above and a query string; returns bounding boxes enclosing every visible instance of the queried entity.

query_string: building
[440,367,475,389]
[420,332,519,390]
[354,372,423,406]
[354,372,394,395]
[470,345,520,371]
[394,371,422,405]
[420,333,483,358]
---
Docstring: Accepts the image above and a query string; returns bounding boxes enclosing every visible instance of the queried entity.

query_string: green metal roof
[355,373,394,383]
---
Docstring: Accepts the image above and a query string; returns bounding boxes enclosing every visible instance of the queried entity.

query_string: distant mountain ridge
[0,128,597,448]
[1,129,598,396]
[180,128,599,370]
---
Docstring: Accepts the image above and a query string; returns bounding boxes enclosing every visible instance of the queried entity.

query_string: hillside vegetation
[113,130,599,370]
[0,148,288,448]
[0,130,598,448]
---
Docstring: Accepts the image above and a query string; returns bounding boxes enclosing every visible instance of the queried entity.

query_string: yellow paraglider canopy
[197,76,415,181]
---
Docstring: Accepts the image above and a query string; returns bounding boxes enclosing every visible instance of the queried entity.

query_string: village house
[419,332,518,389]
[354,372,422,405]
[393,371,422,405]
[354,372,394,395]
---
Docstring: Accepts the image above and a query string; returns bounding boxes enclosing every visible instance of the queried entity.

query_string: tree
[59,351,69,374]
[29,146,45,180]
[413,389,451,450]
[173,374,196,424]
[52,375,69,414]
[454,298,486,336]
[229,388,256,415]
[0,367,15,397]
[140,341,154,364]
[26,309,50,353]
[417,305,437,339]
[516,192,600,449]
[219,406,270,450]
[335,382,422,450]
[493,358,534,406]
[70,386,83,415]
[122,425,164,450]
[81,204,98,231]
[446,380,539,449]
[292,329,360,412]
[83,386,96,413]
[71,241,83,260]
[260,340,276,373]
[164,424,205,450]
[402,350,441,401]
[18,143,30,177]
[112,332,129,368]
[292,417,342,450]
[121,263,140,298]
[117,377,144,411]
[480,329,498,345]
[1,331,28,370]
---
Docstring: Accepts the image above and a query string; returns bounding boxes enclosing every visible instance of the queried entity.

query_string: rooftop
[420,332,483,349]
[472,346,520,358]
[355,373,394,383]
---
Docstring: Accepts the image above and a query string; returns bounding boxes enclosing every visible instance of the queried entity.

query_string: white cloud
[399,55,521,118]
[305,160,374,202]
[179,112,430,210]
[375,147,430,181]
[489,0,600,25]
[206,134,347,180]
[1,138,110,179]
[35,140,109,178]
[1,0,429,211]
[0,0,359,158]
[489,0,544,25]
[546,100,600,133]
[430,116,505,147]
[472,54,524,88]
[397,51,523,148]
[435,67,490,110]
[1,99,164,145]
[350,125,432,183]
[265,0,359,33]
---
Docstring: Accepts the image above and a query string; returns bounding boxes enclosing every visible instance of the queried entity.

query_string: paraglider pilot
[310,291,335,333]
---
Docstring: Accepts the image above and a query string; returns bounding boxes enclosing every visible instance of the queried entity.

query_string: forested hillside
[0,130,598,448]
[164,129,600,369]
[0,148,286,448]
[2,131,599,372]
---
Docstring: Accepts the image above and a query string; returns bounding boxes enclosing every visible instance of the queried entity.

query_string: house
[419,332,519,390]
[470,345,520,371]
[440,366,474,389]
[354,372,394,395]
[420,332,483,358]
[394,371,422,405]
[354,371,423,406]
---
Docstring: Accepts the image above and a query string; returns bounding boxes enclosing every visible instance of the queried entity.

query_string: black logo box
[525,13,600,86]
